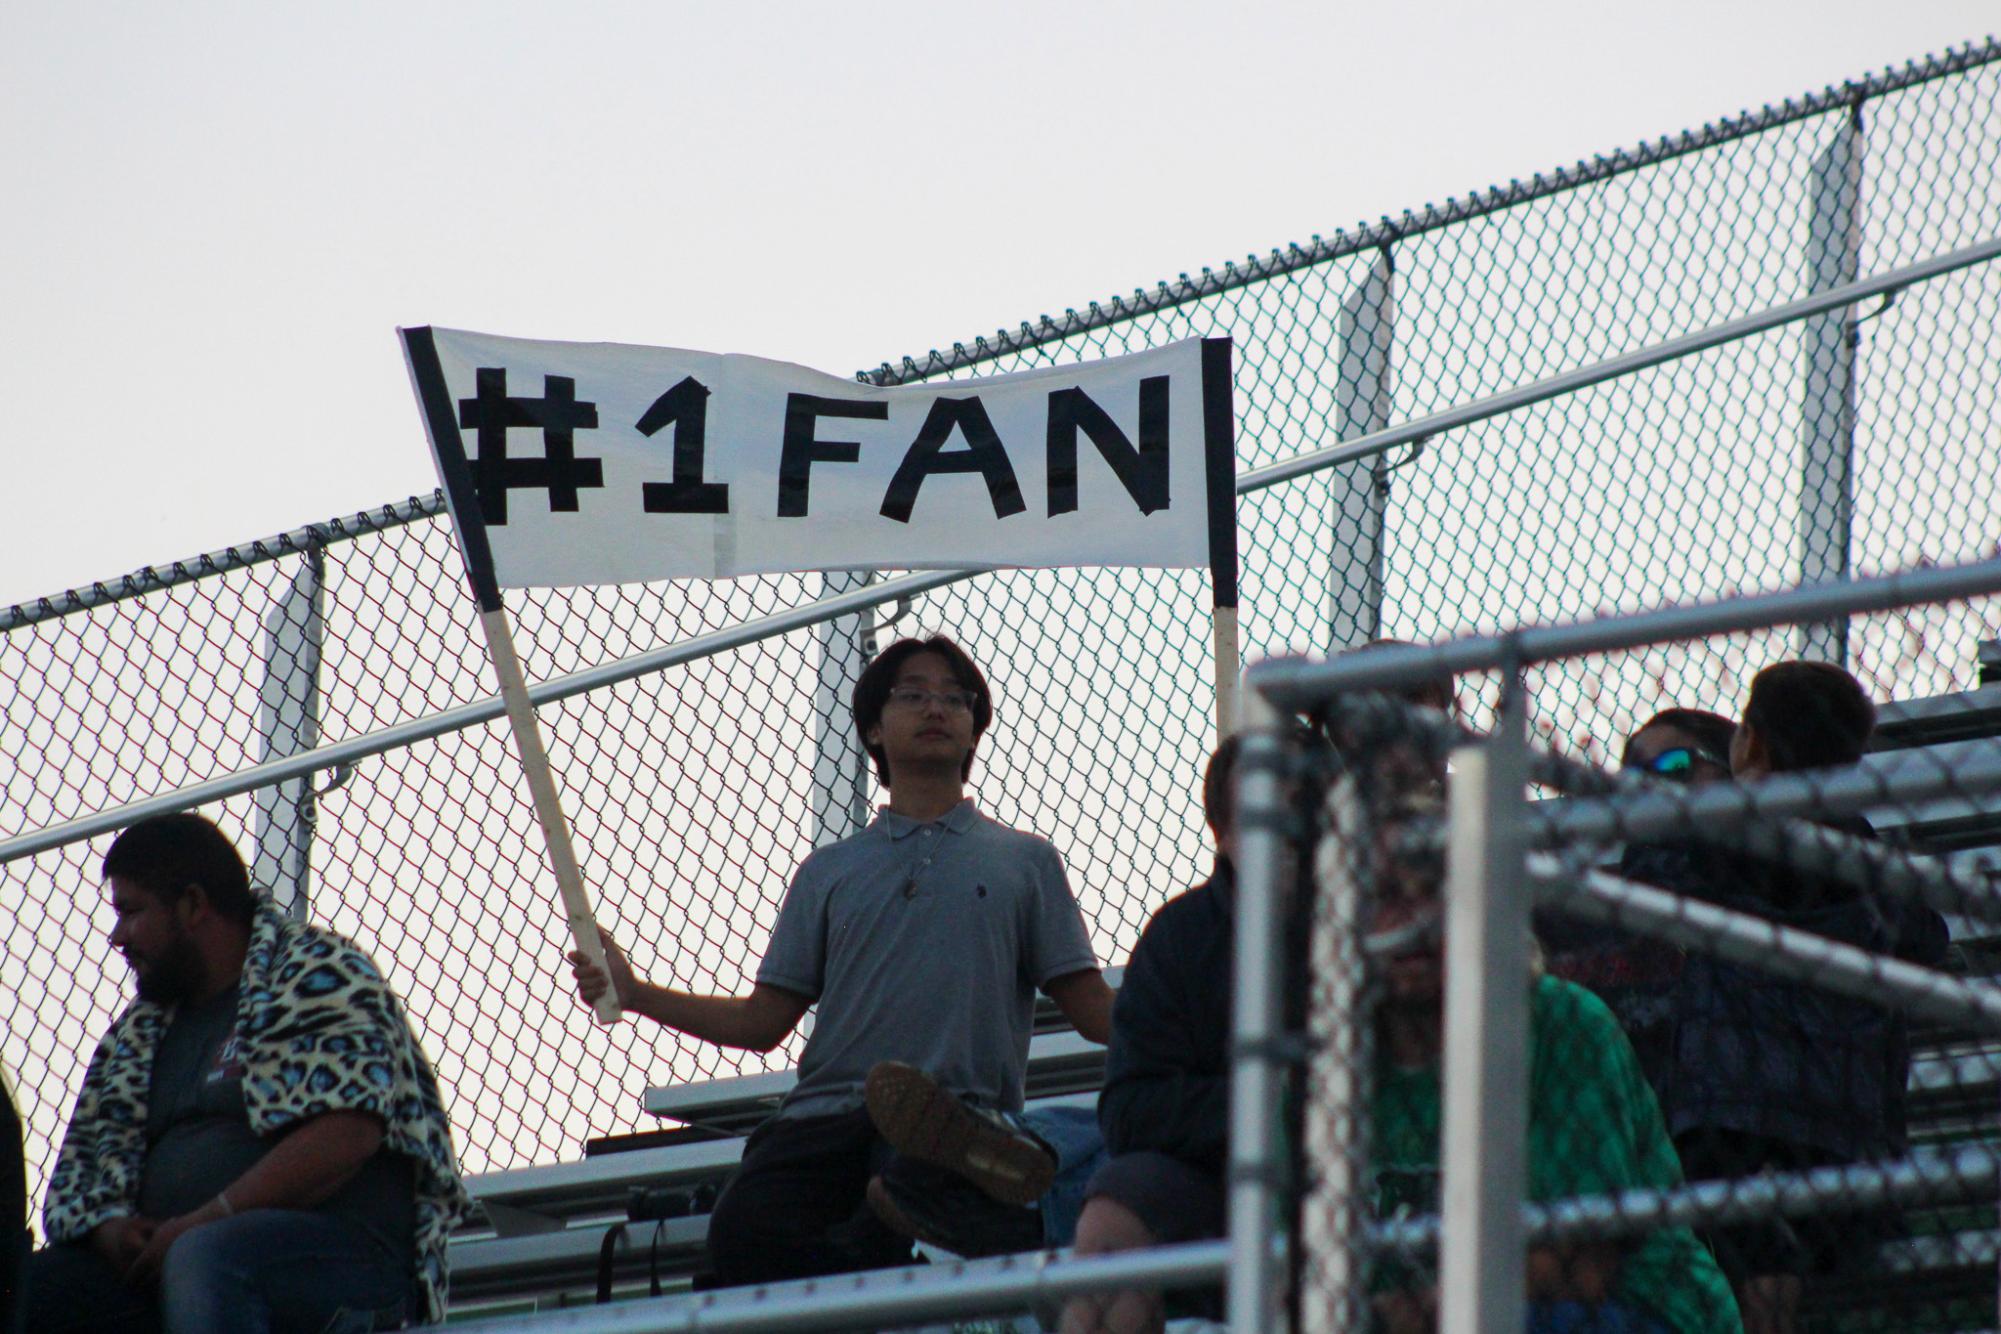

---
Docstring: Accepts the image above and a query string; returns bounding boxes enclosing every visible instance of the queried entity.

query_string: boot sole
[865,1175,936,1246]
[864,1062,1055,1206]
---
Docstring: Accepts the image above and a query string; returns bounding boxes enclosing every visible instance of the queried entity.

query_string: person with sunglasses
[1621,709,1737,786]
[568,635,1111,1286]
[1540,708,1739,1101]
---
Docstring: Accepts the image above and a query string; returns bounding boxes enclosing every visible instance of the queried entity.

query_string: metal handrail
[1249,556,2001,708]
[0,567,966,869]
[444,1238,1230,1334]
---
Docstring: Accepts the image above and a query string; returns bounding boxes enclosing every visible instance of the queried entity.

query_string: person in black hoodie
[1057,734,1248,1334]
[2,1062,23,1334]
[1663,662,1947,1334]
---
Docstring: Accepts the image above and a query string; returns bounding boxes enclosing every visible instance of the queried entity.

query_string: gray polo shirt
[759,799,1098,1120]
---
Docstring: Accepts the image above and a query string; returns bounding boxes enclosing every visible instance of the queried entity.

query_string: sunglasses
[1626,746,1728,781]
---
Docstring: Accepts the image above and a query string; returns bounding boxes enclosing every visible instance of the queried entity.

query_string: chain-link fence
[1261,568,2001,1334]
[4,38,2000,1265]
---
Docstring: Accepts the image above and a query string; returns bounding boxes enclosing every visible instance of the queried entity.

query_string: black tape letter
[456,369,604,526]
[879,397,1026,524]
[1045,375,1170,516]
[638,377,729,514]
[780,395,886,517]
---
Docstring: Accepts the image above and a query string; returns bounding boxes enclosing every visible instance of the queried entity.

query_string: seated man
[26,813,467,1333]
[1057,735,1247,1334]
[570,635,1112,1283]
[1539,707,1737,1095]
[1666,662,1946,1334]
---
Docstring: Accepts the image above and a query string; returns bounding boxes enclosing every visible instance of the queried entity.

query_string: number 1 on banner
[479,607,622,1025]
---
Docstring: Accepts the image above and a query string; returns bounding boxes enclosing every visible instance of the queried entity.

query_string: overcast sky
[2,1,1994,610]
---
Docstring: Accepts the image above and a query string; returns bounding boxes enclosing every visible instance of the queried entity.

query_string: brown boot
[863,1061,1056,1206]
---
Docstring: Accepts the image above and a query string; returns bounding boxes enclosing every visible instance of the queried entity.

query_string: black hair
[852,636,994,785]
[1741,660,1876,772]
[101,812,256,928]
[1202,733,1245,844]
[1349,639,1455,713]
[1621,707,1737,767]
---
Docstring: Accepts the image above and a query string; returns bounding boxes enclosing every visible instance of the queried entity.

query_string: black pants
[705,1108,916,1287]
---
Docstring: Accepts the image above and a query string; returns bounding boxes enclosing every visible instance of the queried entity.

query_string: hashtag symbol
[457,368,605,525]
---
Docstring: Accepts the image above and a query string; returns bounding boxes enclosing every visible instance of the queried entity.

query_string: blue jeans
[26,1210,410,1333]
[1529,1300,1668,1334]
[1015,1105,1107,1248]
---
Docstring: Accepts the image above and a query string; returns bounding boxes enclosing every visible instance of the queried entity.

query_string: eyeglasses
[1626,746,1728,781]
[886,686,978,714]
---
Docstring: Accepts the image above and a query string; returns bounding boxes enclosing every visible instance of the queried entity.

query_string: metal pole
[1329,250,1392,650]
[1529,734,2001,849]
[1235,235,2001,499]
[1689,813,2001,922]
[0,568,973,870]
[1247,552,2001,707]
[810,571,875,849]
[1373,1143,2000,1255]
[859,39,2000,388]
[0,493,444,633]
[1228,687,1290,1334]
[1439,689,1529,1334]
[1799,104,1864,665]
[449,1239,1232,1334]
[11,236,1990,647]
[15,550,2000,878]
[1531,856,2001,1034]
[1304,772,1371,1334]
[252,544,324,919]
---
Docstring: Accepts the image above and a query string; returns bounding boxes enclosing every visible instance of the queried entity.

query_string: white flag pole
[1203,339,1242,738]
[1214,605,1242,736]
[401,327,621,1024]
[478,605,621,1023]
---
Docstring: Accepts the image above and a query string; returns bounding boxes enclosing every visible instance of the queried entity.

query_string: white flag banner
[401,327,1236,595]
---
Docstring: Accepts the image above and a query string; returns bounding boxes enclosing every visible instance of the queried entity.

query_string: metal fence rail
[4,40,2001,1266]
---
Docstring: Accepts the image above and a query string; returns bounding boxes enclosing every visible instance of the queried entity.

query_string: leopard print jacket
[44,900,470,1322]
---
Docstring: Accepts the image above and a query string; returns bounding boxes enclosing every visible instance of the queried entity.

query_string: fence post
[1302,771,1371,1334]
[1330,250,1393,650]
[1439,686,1529,1334]
[1228,687,1291,1334]
[1799,104,1864,665]
[812,571,876,848]
[253,544,324,919]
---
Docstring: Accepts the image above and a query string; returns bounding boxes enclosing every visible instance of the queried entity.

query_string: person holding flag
[570,635,1113,1285]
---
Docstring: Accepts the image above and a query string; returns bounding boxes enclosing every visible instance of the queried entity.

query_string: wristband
[212,1190,235,1219]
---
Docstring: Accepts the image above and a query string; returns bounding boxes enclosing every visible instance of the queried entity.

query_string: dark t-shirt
[139,982,416,1261]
